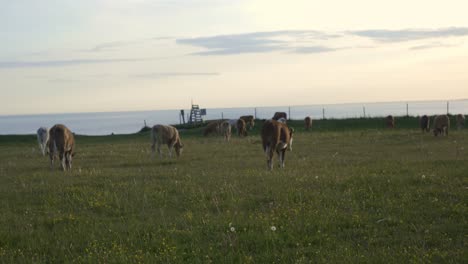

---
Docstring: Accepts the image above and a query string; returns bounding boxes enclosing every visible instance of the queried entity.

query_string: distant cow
[304,116,312,130]
[433,115,450,136]
[272,112,287,121]
[386,115,395,129]
[261,119,294,170]
[220,121,232,142]
[419,115,430,132]
[36,127,49,156]
[203,121,221,137]
[240,115,255,130]
[237,119,248,137]
[277,117,287,124]
[151,124,183,158]
[48,124,75,171]
[456,114,465,130]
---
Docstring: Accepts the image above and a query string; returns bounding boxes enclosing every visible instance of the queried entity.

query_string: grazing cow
[47,124,75,171]
[277,117,287,124]
[304,116,312,130]
[220,121,232,142]
[456,114,465,130]
[261,119,294,170]
[419,115,430,132]
[36,127,49,156]
[203,121,221,137]
[236,119,248,137]
[272,112,287,121]
[240,115,255,130]
[151,124,183,158]
[386,115,395,129]
[433,115,450,136]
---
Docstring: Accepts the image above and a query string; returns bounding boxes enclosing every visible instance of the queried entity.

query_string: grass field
[0,117,466,263]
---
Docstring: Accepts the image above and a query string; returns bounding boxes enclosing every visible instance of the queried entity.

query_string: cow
[36,127,49,156]
[304,116,312,130]
[386,115,395,129]
[220,121,232,142]
[236,119,248,137]
[419,115,430,132]
[239,115,255,130]
[456,114,465,130]
[203,121,221,137]
[47,124,75,171]
[433,115,450,136]
[151,124,183,158]
[277,117,287,124]
[272,112,287,121]
[261,119,294,170]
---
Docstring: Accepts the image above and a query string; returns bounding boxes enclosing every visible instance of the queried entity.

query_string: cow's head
[175,141,184,157]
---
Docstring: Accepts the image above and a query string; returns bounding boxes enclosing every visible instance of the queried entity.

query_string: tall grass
[0,118,466,263]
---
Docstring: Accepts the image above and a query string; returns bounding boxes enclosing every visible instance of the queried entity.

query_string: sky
[1,0,468,115]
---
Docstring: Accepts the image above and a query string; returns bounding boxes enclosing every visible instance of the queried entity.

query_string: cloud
[83,37,173,53]
[177,30,341,56]
[409,42,458,50]
[350,27,468,42]
[177,28,468,56]
[133,72,220,79]
[0,56,173,69]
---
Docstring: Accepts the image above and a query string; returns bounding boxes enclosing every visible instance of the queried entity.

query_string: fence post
[288,107,291,120]
[221,112,224,120]
[406,103,409,117]
[322,108,325,119]
[363,106,366,118]
[447,101,449,114]
[254,108,257,119]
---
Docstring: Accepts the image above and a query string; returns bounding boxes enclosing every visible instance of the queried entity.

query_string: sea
[1,100,467,135]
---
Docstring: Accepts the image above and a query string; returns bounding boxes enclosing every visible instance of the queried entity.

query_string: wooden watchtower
[189,104,204,124]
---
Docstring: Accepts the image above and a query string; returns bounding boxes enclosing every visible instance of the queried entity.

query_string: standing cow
[220,121,232,142]
[237,119,248,137]
[37,127,49,156]
[386,115,395,129]
[239,115,255,130]
[203,121,221,137]
[48,124,75,171]
[304,116,312,130]
[419,115,430,132]
[433,115,450,136]
[261,119,294,170]
[456,114,465,130]
[272,112,287,121]
[151,124,184,158]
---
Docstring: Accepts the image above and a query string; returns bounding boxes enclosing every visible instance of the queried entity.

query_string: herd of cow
[36,112,465,172]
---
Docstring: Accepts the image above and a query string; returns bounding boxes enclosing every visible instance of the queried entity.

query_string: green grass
[0,118,466,263]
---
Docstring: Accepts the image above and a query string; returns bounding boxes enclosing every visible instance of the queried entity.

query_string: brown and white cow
[304,116,312,130]
[37,126,49,156]
[151,124,183,158]
[386,115,395,129]
[456,114,465,130]
[240,115,255,130]
[47,124,75,171]
[433,115,450,136]
[272,112,287,121]
[419,115,430,132]
[236,119,248,137]
[220,121,232,142]
[261,119,294,170]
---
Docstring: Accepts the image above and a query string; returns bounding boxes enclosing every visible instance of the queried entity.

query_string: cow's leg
[66,152,72,170]
[60,152,66,171]
[280,149,286,168]
[157,143,163,158]
[168,143,174,158]
[49,153,54,170]
[268,148,274,170]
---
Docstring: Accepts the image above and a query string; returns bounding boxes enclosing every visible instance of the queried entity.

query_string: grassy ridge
[0,118,466,263]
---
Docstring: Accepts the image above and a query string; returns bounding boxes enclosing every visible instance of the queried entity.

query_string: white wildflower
[271,226,276,232]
